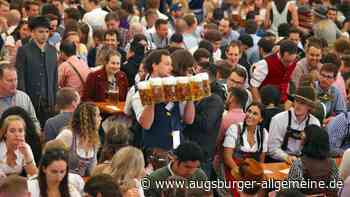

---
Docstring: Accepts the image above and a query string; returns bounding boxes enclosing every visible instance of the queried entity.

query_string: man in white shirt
[82,0,108,30]
[268,86,320,163]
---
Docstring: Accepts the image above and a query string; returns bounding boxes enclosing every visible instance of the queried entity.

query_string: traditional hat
[295,86,317,108]
[313,4,327,19]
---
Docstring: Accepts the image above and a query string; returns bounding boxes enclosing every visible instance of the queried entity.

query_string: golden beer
[175,76,192,101]
[190,75,204,101]
[150,78,165,103]
[162,77,177,102]
[107,90,119,105]
[199,73,211,97]
[138,81,153,105]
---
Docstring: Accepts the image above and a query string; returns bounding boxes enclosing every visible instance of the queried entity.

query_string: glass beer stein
[107,89,119,105]
[175,76,192,101]
[150,78,165,103]
[138,81,153,105]
[162,76,177,102]
[199,73,211,97]
[190,75,204,101]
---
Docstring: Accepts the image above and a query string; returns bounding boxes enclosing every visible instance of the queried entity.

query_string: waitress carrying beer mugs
[82,48,128,103]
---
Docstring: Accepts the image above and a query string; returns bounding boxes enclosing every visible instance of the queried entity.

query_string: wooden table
[95,101,125,114]
[261,157,342,181]
[262,162,290,181]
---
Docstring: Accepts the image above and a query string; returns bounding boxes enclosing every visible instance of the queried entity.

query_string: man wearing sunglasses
[268,86,320,164]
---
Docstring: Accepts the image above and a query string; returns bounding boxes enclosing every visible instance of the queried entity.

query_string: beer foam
[137,81,150,89]
[177,76,189,83]
[199,73,209,80]
[162,76,177,85]
[150,77,163,86]
[191,75,202,82]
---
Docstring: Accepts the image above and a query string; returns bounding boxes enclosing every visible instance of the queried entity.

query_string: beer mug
[176,76,192,102]
[150,78,165,103]
[190,75,204,101]
[199,73,211,97]
[107,89,119,105]
[162,76,177,102]
[138,81,153,105]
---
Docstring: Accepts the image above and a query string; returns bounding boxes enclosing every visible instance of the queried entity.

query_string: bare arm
[183,101,195,124]
[289,3,299,27]
[24,161,37,177]
[21,144,38,177]
[264,3,272,29]
[251,87,262,103]
[138,104,155,129]
[223,147,239,171]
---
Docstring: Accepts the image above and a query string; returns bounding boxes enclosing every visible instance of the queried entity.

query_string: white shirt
[268,109,320,161]
[69,173,85,195]
[250,59,269,88]
[223,123,268,153]
[56,129,95,158]
[28,177,81,197]
[82,7,108,30]
[0,141,35,175]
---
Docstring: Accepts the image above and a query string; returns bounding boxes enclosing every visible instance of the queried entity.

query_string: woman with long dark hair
[0,106,42,164]
[27,148,81,197]
[222,102,268,196]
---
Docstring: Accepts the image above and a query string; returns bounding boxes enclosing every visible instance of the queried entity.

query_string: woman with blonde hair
[56,102,102,177]
[111,146,145,197]
[0,115,37,178]
[91,123,132,176]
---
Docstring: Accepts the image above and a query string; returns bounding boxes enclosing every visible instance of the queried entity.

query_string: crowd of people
[1,0,350,196]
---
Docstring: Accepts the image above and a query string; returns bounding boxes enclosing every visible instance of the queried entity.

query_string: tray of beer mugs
[137,73,211,105]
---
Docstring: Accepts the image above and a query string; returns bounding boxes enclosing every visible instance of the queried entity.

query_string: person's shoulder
[308,114,321,125]
[88,68,104,79]
[148,166,171,180]
[191,168,208,181]
[296,57,307,66]
[15,90,30,98]
[331,85,342,95]
[46,44,57,52]
[27,176,39,187]
[116,70,128,79]
[271,110,288,121]
[46,112,70,124]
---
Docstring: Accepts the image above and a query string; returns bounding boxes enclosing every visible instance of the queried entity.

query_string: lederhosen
[281,110,310,153]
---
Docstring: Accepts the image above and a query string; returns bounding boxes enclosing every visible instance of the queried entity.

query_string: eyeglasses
[229,78,244,85]
[320,73,334,80]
